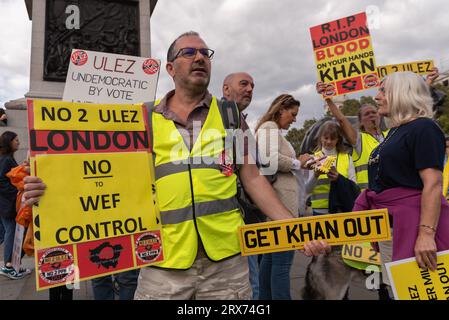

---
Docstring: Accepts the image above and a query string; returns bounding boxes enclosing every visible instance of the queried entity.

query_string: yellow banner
[33,152,158,248]
[386,250,449,300]
[377,60,434,79]
[342,242,381,265]
[239,209,391,256]
[32,100,145,131]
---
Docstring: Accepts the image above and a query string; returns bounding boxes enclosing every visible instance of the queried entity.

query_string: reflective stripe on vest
[352,130,389,190]
[152,96,244,269]
[311,153,350,210]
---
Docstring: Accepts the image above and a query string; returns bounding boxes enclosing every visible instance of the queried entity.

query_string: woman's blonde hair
[255,94,300,132]
[383,71,434,127]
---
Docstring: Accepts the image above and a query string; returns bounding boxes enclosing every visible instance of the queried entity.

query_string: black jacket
[329,174,361,214]
[0,155,18,218]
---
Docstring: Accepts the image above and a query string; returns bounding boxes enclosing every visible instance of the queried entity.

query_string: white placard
[63,49,160,104]
[12,223,25,273]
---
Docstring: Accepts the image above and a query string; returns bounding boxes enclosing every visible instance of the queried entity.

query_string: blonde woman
[354,71,449,272]
[255,94,311,300]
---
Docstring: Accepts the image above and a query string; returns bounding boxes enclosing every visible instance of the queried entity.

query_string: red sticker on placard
[322,83,337,97]
[71,50,88,66]
[38,246,75,285]
[135,231,163,265]
[142,59,160,75]
[363,73,379,88]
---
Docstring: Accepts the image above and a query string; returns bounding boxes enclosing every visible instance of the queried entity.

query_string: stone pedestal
[3,0,158,163]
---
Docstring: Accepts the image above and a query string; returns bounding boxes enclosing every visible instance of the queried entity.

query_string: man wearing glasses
[24,31,329,300]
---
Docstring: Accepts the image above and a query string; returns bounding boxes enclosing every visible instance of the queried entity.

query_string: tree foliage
[285,118,318,155]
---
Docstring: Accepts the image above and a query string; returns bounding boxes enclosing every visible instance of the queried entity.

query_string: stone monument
[2,0,158,163]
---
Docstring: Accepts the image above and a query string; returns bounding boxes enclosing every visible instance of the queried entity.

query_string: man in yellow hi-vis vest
[23,31,330,300]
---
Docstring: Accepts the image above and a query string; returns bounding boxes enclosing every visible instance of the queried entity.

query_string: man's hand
[0,114,7,121]
[23,176,46,207]
[298,154,315,169]
[426,67,439,86]
[302,240,331,257]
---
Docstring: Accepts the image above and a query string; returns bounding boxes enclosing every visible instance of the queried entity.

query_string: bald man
[222,72,255,112]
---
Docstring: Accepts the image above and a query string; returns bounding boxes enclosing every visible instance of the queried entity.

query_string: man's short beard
[186,79,210,96]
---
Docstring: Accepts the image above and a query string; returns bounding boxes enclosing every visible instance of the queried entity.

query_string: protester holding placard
[23,31,330,300]
[305,121,357,215]
[353,72,449,274]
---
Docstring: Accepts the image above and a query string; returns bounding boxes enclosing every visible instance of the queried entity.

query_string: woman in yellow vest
[303,120,359,299]
[306,121,356,215]
[316,83,388,190]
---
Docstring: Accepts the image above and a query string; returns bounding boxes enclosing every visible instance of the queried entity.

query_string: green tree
[340,99,360,116]
[325,98,361,117]
[360,96,377,106]
[285,118,318,155]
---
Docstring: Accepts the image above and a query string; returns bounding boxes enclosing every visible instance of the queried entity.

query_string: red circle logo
[71,50,88,66]
[135,232,162,263]
[142,59,160,75]
[363,74,379,88]
[38,248,75,284]
[323,83,337,97]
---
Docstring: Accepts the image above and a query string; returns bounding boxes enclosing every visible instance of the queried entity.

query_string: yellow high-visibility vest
[352,130,389,190]
[310,153,350,210]
[152,96,244,269]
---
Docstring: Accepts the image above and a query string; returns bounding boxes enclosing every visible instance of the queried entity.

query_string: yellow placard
[342,242,381,265]
[377,60,434,79]
[386,250,449,300]
[32,99,145,131]
[33,152,158,248]
[239,209,391,256]
[315,37,376,83]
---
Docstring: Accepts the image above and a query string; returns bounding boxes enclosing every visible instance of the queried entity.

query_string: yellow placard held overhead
[377,60,434,79]
[386,250,449,300]
[33,100,145,132]
[239,209,391,256]
[33,152,158,249]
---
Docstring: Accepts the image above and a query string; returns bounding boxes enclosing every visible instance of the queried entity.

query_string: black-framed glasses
[173,47,215,61]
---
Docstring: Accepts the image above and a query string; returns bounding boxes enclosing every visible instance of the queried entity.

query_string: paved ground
[0,246,93,300]
[1,245,378,300]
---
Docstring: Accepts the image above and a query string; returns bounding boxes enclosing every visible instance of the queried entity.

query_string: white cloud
[1,0,448,127]
[0,0,31,107]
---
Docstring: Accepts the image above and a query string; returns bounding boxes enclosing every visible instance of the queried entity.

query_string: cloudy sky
[1,0,449,130]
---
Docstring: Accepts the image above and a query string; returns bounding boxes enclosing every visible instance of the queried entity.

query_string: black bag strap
[217,99,240,171]
[143,101,155,162]
[217,98,240,130]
